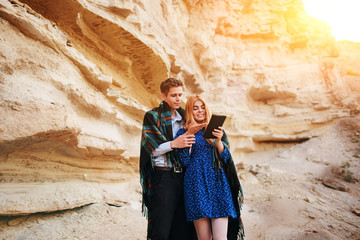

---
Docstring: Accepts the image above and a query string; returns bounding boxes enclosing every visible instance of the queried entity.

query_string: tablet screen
[203,114,226,139]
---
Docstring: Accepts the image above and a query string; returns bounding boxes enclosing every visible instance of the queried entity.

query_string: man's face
[161,86,183,110]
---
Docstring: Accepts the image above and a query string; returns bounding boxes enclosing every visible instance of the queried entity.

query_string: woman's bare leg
[211,217,228,240]
[193,218,211,240]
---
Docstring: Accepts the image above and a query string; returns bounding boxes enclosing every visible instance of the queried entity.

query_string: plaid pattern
[139,101,185,238]
[207,133,245,240]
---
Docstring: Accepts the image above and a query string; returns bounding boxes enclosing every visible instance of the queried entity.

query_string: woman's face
[192,100,206,123]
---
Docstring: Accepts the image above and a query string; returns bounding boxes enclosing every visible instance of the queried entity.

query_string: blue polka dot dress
[175,128,237,222]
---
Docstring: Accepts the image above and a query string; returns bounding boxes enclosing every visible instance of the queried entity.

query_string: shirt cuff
[152,141,172,157]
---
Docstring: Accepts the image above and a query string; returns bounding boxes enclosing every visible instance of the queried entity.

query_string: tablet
[203,114,227,139]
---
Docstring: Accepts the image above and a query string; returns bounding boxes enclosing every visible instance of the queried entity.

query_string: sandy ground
[239,115,360,240]
[0,116,359,240]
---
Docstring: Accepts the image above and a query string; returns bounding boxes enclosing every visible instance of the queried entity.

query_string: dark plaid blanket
[139,101,185,237]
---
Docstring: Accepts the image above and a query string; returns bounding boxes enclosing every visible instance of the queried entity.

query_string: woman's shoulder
[195,129,205,136]
[176,127,186,136]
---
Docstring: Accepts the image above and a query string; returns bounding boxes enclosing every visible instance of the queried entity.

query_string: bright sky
[302,0,360,42]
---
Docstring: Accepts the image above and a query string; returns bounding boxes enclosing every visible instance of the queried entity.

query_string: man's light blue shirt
[151,110,184,167]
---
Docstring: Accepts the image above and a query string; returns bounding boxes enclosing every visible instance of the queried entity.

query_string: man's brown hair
[160,78,183,95]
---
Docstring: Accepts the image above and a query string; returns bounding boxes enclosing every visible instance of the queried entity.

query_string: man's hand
[187,122,207,135]
[171,133,195,148]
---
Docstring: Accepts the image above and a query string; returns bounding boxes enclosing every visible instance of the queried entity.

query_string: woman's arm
[175,146,191,166]
[212,127,232,164]
[219,144,230,164]
[213,127,225,153]
[174,128,192,166]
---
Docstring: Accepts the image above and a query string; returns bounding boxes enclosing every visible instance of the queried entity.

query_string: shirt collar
[172,110,182,122]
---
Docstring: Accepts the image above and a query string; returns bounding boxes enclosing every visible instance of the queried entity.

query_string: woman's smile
[193,100,206,122]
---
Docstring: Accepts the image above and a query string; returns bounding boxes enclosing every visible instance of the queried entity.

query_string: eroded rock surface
[0,0,360,239]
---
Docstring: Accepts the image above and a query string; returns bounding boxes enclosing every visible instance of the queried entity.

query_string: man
[140,78,201,240]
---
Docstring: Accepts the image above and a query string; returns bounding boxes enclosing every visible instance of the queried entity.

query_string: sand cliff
[0,0,359,239]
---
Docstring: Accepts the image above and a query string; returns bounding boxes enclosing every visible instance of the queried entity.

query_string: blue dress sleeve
[175,128,184,139]
[219,143,230,164]
[175,128,191,166]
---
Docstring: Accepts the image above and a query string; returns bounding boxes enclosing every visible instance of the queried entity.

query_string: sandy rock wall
[0,0,360,217]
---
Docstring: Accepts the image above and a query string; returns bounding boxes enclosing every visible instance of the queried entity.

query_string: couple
[140,78,244,240]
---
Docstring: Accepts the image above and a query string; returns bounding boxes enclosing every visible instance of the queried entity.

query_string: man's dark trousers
[150,170,194,240]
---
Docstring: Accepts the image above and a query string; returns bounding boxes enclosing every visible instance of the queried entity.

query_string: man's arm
[152,142,172,157]
[170,133,195,148]
[151,133,195,156]
[170,123,206,149]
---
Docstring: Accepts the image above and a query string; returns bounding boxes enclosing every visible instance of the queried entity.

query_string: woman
[175,95,244,240]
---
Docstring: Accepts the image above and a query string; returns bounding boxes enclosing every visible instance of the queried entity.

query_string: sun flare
[302,0,360,42]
